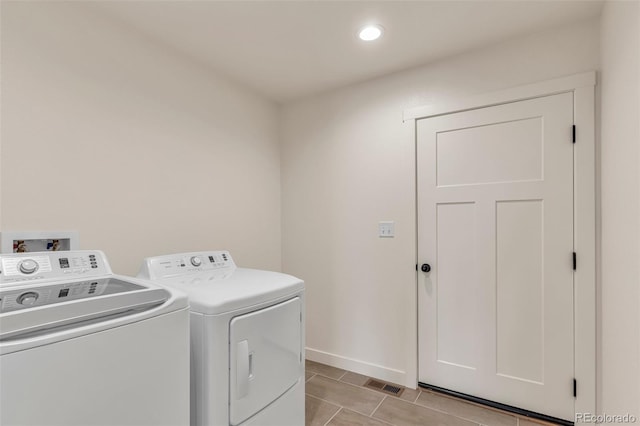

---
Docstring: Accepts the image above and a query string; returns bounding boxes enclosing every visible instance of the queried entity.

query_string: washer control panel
[0,251,111,285]
[140,251,236,280]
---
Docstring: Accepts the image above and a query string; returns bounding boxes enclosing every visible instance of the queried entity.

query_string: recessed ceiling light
[358,24,384,41]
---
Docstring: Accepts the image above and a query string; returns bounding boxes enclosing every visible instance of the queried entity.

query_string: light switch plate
[379,221,395,238]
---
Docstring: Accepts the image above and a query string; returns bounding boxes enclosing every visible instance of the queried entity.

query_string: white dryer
[0,250,190,426]
[138,251,305,426]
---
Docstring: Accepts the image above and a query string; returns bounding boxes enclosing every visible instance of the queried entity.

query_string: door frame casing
[404,71,596,417]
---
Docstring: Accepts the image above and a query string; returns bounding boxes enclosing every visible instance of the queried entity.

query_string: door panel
[496,200,544,384]
[436,117,543,186]
[418,92,574,421]
[436,202,478,370]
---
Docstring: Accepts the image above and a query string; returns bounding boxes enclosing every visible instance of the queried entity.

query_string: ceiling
[93,1,603,103]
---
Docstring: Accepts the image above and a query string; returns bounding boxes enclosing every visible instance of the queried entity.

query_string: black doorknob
[421,263,431,273]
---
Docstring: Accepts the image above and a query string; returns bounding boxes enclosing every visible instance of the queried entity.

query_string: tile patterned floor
[305,360,563,426]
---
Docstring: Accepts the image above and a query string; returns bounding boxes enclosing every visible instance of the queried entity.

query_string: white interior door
[417,92,575,421]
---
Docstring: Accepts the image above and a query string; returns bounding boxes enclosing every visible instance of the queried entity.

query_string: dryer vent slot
[364,379,404,397]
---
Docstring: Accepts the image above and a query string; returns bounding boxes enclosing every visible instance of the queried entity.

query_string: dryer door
[229,296,302,425]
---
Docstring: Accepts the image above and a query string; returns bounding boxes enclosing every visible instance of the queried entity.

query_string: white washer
[0,250,190,426]
[138,251,305,426]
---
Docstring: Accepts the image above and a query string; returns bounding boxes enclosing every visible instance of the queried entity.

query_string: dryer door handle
[236,340,250,399]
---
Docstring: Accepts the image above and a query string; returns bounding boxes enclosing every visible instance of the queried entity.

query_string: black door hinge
[572,125,576,143]
[573,379,577,397]
[573,252,577,270]
[416,264,418,271]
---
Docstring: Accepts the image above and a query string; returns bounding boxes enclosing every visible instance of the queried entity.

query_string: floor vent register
[364,379,405,397]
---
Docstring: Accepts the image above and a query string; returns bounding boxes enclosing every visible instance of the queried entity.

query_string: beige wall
[281,19,600,387]
[0,2,281,275]
[599,0,640,417]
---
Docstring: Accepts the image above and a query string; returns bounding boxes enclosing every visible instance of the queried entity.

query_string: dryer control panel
[0,250,112,285]
[139,250,236,280]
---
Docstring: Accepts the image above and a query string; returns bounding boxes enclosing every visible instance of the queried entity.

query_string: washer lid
[154,268,303,315]
[0,278,155,313]
[0,278,171,341]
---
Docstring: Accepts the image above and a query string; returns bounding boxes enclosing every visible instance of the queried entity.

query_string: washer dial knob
[19,259,39,274]
[17,291,39,306]
[190,256,202,267]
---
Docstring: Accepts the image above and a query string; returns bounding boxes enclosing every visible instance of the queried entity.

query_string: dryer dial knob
[17,291,39,306]
[19,259,39,274]
[190,256,202,267]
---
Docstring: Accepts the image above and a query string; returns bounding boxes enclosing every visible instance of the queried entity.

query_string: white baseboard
[305,347,415,389]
